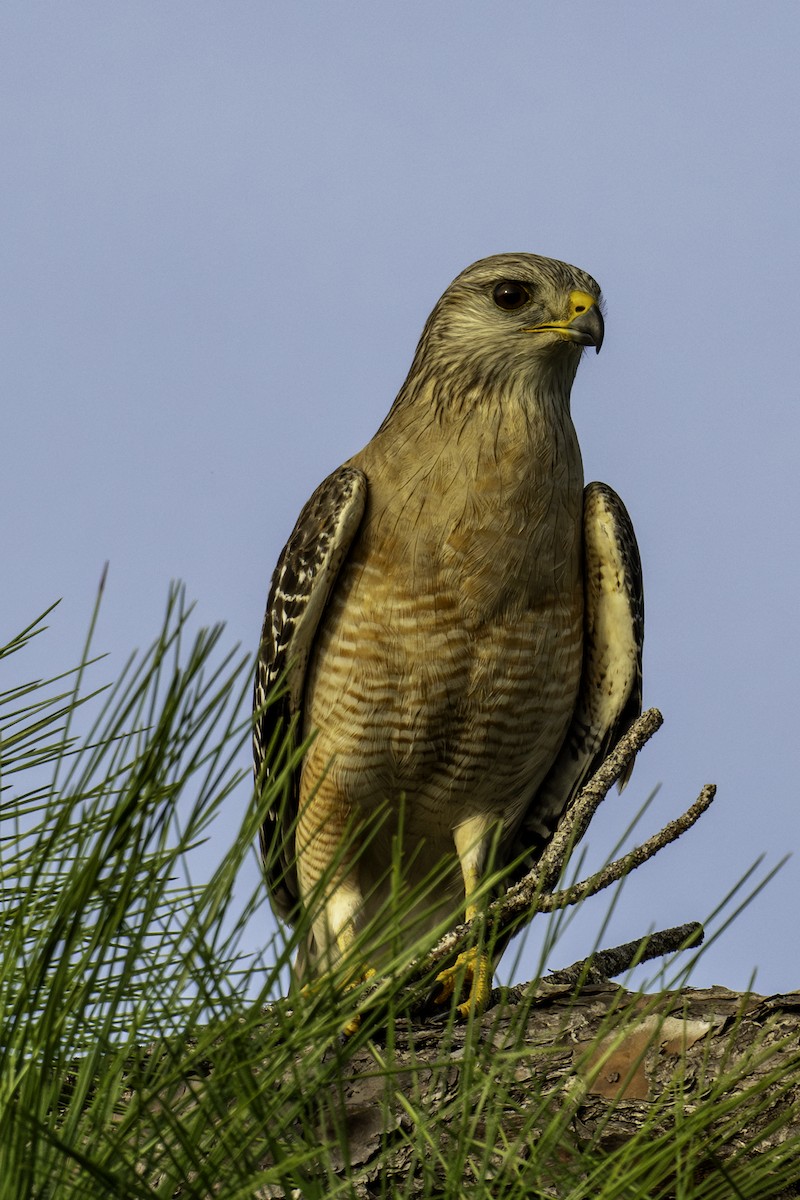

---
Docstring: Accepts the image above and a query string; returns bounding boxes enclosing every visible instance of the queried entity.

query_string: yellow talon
[300,965,376,1036]
[341,966,376,1036]
[434,947,493,1019]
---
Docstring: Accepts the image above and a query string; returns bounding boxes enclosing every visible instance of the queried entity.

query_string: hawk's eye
[492,281,531,311]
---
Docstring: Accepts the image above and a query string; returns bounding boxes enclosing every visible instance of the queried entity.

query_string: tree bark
[250,982,800,1198]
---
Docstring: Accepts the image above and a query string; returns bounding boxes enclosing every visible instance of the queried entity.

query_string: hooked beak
[521,289,604,354]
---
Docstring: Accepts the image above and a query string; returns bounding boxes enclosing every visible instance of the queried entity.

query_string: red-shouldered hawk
[254,253,643,1017]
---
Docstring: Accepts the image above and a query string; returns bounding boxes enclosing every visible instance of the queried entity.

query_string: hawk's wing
[519,481,644,854]
[253,465,367,923]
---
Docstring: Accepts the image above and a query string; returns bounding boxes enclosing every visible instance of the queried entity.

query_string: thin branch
[349,711,719,1027]
[536,784,716,914]
[535,707,665,892]
[540,921,705,987]
[416,708,668,975]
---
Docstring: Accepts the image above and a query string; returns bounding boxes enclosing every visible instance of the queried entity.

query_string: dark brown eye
[492,281,531,311]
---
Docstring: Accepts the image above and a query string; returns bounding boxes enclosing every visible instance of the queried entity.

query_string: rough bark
[149,980,800,1199]
[253,983,799,1199]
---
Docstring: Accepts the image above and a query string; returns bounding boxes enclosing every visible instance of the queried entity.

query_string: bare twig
[540,921,705,987]
[535,707,665,892]
[535,784,716,914]
[417,708,669,975]
[352,710,718,1024]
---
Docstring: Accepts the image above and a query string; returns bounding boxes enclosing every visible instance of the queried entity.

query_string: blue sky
[3,3,798,995]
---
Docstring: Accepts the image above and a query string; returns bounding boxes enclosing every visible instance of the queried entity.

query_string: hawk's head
[399,253,604,415]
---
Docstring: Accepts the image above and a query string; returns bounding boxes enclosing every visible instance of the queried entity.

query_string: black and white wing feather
[253,465,367,922]
[520,481,644,853]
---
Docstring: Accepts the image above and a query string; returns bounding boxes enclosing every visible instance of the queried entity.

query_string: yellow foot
[341,966,376,1037]
[300,967,376,1037]
[433,947,492,1019]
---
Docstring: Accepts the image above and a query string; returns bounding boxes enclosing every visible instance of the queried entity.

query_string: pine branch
[540,921,705,987]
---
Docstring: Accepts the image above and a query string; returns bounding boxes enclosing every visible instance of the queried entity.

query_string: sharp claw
[340,1014,362,1039]
[299,965,376,1038]
[433,947,492,1019]
[340,965,376,1037]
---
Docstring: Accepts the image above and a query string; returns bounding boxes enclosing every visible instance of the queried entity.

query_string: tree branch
[414,708,677,979]
[540,921,705,987]
[534,783,716,914]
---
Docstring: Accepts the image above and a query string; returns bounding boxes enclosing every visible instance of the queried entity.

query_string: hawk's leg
[434,815,495,1019]
[297,784,374,1032]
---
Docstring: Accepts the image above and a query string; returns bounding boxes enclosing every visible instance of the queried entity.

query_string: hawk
[254,253,643,1016]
